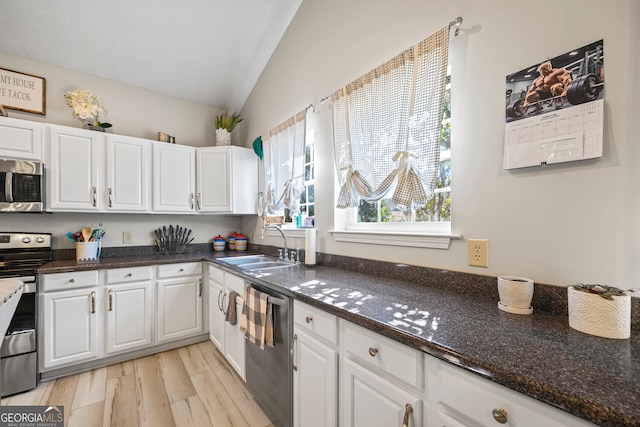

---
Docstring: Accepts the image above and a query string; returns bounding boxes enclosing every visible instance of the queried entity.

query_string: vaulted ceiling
[0,0,302,112]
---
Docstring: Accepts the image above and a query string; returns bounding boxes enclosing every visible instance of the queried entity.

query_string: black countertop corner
[38,248,639,427]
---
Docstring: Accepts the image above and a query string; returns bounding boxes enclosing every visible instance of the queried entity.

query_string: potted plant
[64,89,112,131]
[215,111,243,145]
[497,276,534,315]
[568,283,631,339]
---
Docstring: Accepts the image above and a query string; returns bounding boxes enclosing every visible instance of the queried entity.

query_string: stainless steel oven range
[0,231,51,397]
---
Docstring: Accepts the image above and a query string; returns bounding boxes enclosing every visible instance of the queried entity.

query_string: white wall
[240,0,640,289]
[0,52,247,249]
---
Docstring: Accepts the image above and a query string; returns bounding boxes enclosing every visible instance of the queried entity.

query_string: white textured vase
[568,286,630,339]
[497,276,534,315]
[215,128,231,146]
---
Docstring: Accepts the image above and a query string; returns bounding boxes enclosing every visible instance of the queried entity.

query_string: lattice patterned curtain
[332,27,449,211]
[263,109,307,219]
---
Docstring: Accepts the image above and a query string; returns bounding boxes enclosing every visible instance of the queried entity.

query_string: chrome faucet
[260,224,289,260]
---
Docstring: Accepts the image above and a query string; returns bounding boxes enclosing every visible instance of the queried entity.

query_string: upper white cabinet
[47,125,102,211]
[105,134,150,212]
[196,146,257,214]
[152,142,196,213]
[0,117,43,160]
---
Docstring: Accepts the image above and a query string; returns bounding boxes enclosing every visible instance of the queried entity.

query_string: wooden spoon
[82,227,92,242]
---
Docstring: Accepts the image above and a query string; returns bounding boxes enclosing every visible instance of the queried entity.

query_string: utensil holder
[76,241,100,263]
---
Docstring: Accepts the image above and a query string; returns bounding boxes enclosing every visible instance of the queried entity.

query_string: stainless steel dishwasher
[245,281,293,427]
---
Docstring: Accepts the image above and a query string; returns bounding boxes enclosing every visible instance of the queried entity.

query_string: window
[331,27,454,242]
[283,128,315,227]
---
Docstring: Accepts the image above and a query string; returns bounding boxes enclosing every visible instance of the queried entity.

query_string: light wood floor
[1,340,274,427]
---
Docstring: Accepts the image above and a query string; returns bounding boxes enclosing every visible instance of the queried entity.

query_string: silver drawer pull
[127,273,132,277]
[402,403,413,427]
[305,315,313,323]
[69,278,75,283]
[368,347,378,357]
[492,408,508,424]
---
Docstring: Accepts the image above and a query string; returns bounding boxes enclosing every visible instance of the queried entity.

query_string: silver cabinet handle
[217,290,223,311]
[108,289,113,311]
[492,408,508,424]
[190,193,194,209]
[292,334,298,371]
[92,186,97,207]
[222,292,228,315]
[198,278,202,297]
[108,187,113,207]
[69,278,75,283]
[402,403,413,427]
[305,315,313,323]
[369,347,378,357]
[197,193,202,209]
[90,291,96,314]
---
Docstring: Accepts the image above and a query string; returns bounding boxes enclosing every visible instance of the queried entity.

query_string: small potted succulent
[568,283,631,339]
[215,111,243,145]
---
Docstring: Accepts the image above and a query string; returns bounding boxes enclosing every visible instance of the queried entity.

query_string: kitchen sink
[218,255,296,271]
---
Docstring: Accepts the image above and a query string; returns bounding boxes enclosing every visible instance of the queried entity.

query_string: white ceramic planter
[568,286,631,339]
[497,276,534,315]
[215,128,231,146]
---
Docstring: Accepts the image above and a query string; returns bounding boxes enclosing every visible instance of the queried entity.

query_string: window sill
[329,229,461,249]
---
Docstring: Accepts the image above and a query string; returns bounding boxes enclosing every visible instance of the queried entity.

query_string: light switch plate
[123,231,132,244]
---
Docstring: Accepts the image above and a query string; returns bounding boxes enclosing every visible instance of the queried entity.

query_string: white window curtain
[263,109,307,219]
[332,27,449,211]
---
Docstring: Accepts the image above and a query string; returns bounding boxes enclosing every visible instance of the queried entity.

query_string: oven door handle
[5,172,13,202]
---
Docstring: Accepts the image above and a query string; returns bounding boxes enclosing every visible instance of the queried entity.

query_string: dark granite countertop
[38,249,639,427]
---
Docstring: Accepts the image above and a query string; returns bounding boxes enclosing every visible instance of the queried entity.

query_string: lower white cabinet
[156,262,203,343]
[104,266,153,354]
[40,270,100,369]
[293,301,339,427]
[208,264,246,380]
[433,358,595,427]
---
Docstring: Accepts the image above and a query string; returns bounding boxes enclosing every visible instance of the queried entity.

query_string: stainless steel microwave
[0,159,45,212]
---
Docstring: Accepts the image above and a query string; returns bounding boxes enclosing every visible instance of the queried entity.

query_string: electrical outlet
[468,239,488,267]
[123,231,132,244]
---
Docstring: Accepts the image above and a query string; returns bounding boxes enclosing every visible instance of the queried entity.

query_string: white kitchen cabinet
[0,116,43,160]
[40,270,101,369]
[208,264,246,380]
[340,320,424,427]
[152,142,196,212]
[196,146,257,214]
[46,124,102,211]
[156,262,203,342]
[433,357,595,427]
[104,266,153,354]
[293,301,339,427]
[104,134,150,212]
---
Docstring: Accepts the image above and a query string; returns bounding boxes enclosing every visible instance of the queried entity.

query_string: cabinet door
[105,134,150,212]
[341,358,422,427]
[209,279,224,350]
[47,125,102,211]
[41,288,99,369]
[196,147,230,212]
[152,142,195,212]
[294,329,338,427]
[0,117,43,160]
[156,277,202,342]
[223,292,245,380]
[105,281,153,354]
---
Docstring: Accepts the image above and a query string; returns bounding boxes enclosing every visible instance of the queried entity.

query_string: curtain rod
[318,16,462,106]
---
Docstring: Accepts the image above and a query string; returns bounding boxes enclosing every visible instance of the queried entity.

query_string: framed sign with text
[0,67,46,115]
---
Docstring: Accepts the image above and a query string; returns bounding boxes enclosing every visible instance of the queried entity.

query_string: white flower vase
[216,128,231,146]
[497,276,534,315]
[568,286,631,339]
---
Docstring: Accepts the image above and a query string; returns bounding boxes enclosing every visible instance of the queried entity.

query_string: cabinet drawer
[438,363,593,427]
[41,270,99,292]
[342,320,423,390]
[209,264,224,284]
[224,272,245,295]
[157,262,202,278]
[106,266,152,284]
[294,300,338,345]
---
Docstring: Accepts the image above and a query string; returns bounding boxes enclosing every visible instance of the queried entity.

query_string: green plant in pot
[568,283,631,339]
[215,111,243,145]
